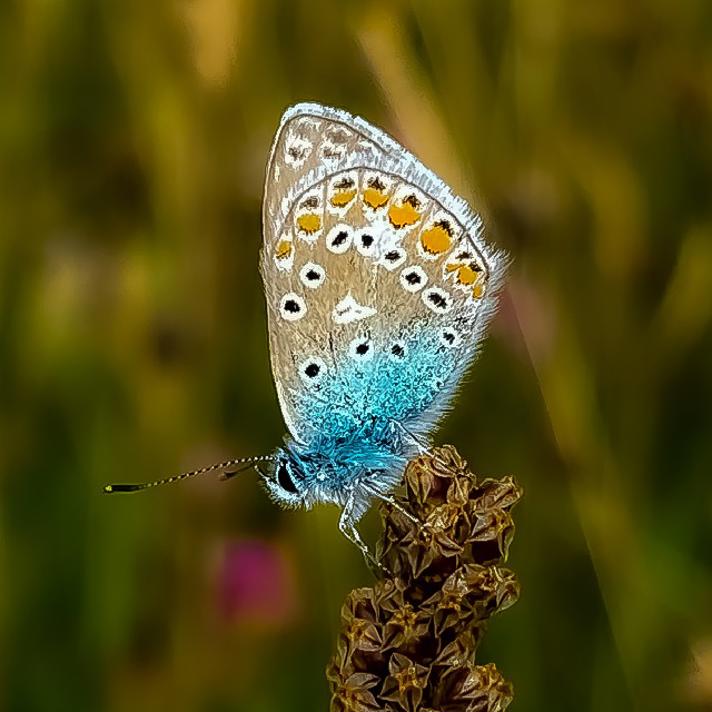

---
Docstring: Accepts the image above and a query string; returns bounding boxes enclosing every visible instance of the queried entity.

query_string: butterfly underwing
[103,102,507,561]
[259,103,507,553]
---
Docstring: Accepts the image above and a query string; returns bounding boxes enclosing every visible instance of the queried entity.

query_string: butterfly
[105,103,507,564]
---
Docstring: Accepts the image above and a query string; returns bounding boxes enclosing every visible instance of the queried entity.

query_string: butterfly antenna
[103,454,274,494]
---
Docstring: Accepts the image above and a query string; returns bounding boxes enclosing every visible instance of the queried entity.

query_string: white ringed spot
[422,287,453,314]
[348,335,374,362]
[299,262,326,289]
[326,223,353,254]
[284,134,312,169]
[355,228,379,258]
[298,356,327,386]
[439,327,462,348]
[379,246,407,271]
[279,293,307,321]
[321,138,348,164]
[399,265,428,293]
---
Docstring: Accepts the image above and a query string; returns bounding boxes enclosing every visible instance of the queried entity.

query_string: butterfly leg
[338,502,391,576]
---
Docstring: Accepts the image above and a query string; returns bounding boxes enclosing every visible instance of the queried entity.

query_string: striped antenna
[102,454,274,494]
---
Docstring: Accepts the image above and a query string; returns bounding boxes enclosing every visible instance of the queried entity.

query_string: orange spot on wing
[388,201,421,228]
[330,189,356,207]
[456,264,477,285]
[275,240,292,259]
[472,282,485,299]
[445,262,459,273]
[363,187,388,209]
[297,213,321,233]
[420,225,451,254]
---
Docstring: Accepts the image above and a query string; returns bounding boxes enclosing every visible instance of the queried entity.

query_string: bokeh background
[1,1,711,710]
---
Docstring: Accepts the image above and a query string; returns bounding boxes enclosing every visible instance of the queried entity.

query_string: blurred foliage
[1,1,711,710]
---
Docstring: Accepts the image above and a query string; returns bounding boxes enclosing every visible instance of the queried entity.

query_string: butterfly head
[263,440,369,508]
[264,445,344,508]
[264,447,306,507]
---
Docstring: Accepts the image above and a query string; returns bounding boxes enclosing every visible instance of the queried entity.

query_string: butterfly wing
[261,103,507,446]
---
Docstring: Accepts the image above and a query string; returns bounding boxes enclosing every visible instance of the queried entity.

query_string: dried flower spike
[328,446,521,712]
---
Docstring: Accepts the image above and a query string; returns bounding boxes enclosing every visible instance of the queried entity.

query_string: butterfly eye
[276,461,298,494]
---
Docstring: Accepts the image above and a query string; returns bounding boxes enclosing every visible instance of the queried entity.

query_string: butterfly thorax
[263,432,414,512]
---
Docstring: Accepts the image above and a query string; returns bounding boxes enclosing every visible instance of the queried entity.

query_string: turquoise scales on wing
[259,103,507,546]
[281,330,473,495]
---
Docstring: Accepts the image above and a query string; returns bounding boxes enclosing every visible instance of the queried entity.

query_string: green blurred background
[1,1,711,710]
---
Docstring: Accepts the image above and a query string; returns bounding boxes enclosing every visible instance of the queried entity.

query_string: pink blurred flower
[217,539,298,627]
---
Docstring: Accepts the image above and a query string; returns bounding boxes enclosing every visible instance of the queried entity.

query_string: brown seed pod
[327,446,522,711]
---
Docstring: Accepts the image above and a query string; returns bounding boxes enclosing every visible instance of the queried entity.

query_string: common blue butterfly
[105,103,507,564]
